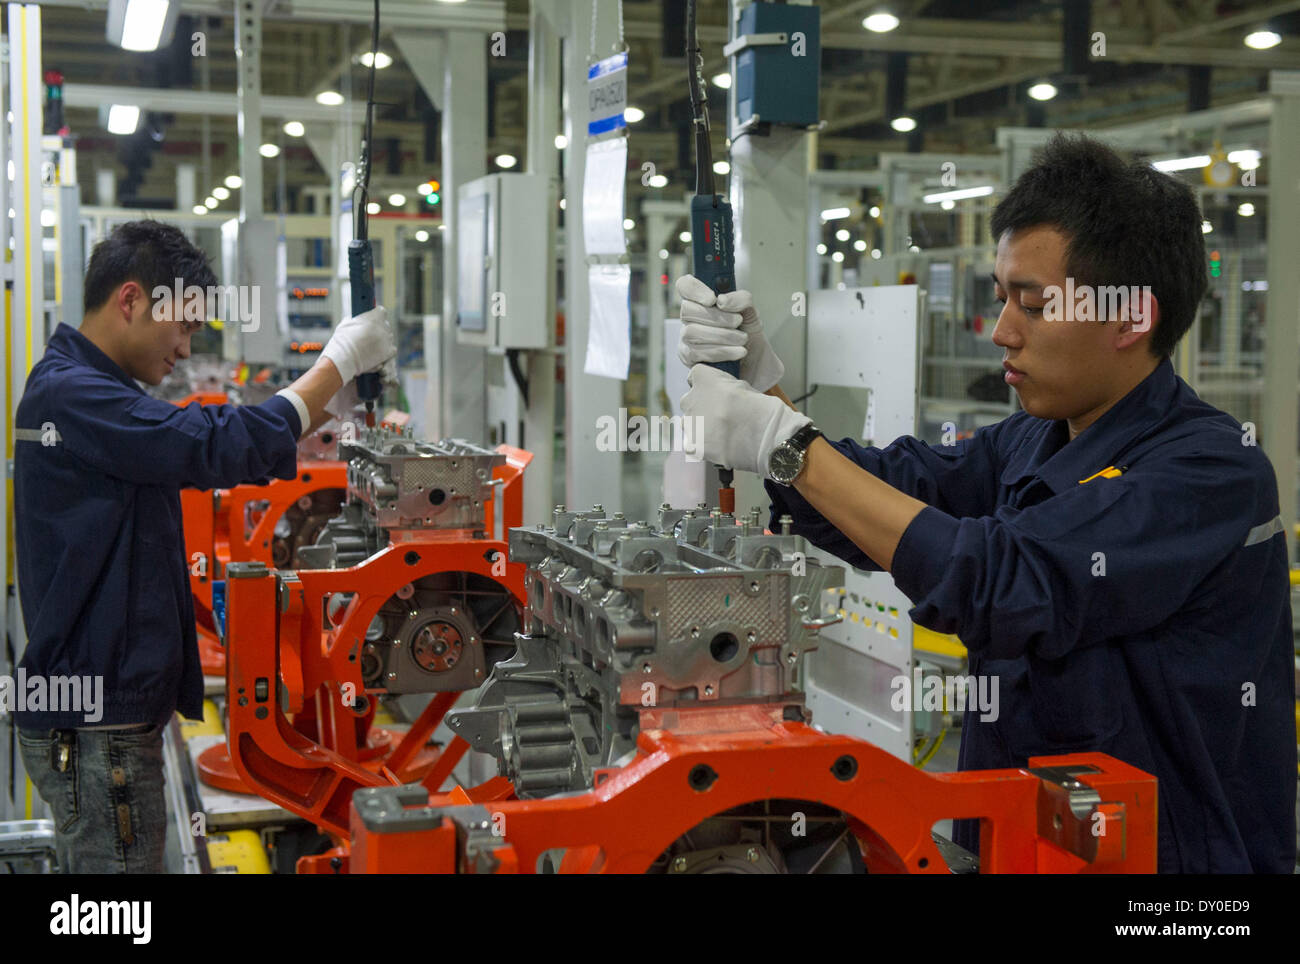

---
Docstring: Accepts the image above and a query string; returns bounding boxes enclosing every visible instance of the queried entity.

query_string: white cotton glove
[675,274,785,393]
[320,305,397,385]
[323,380,360,421]
[681,364,811,478]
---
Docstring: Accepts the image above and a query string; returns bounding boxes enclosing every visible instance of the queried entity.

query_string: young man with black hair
[12,219,395,872]
[678,133,1296,873]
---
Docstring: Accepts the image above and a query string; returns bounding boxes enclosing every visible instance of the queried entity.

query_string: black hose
[506,348,530,408]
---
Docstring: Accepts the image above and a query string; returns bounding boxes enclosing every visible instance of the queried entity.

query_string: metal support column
[235,0,263,220]
[562,0,624,509]
[726,0,813,513]
[521,0,562,523]
[4,1,45,823]
[440,30,489,441]
[1263,70,1300,559]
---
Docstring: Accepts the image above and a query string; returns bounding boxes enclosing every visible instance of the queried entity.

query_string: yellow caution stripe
[205,830,272,874]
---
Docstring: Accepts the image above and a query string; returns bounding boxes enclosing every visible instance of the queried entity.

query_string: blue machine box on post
[733,2,821,129]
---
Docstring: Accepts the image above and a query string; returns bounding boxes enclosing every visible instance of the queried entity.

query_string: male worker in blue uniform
[678,133,1296,873]
[12,219,395,872]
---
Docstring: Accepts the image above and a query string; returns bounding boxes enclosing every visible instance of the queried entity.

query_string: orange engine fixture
[174,393,360,676]
[336,506,1157,874]
[205,430,532,870]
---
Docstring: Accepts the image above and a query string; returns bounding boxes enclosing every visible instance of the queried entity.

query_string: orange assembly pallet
[345,712,1156,874]
[173,392,351,676]
[207,441,532,871]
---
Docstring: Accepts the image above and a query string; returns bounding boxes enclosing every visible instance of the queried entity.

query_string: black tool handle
[690,194,740,378]
[348,239,382,404]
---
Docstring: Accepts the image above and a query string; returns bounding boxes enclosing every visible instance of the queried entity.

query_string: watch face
[770,444,801,483]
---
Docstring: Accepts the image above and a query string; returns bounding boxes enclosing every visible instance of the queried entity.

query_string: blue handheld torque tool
[351,0,383,426]
[687,0,738,511]
[349,239,381,426]
[689,194,740,380]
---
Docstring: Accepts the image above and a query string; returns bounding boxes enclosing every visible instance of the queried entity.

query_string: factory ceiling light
[415,229,429,242]
[417,182,434,196]
[713,160,730,175]
[204,196,218,209]
[1151,154,1210,172]
[192,204,207,215]
[922,185,994,203]
[106,0,176,53]
[106,103,140,135]
[495,153,517,169]
[711,72,731,89]
[1228,149,1262,169]
[623,106,645,123]
[315,90,344,106]
[1028,81,1058,101]
[359,51,392,68]
[648,174,668,188]
[1237,202,1256,217]
[388,193,407,207]
[367,201,381,215]
[212,186,230,200]
[1244,30,1281,49]
[259,143,281,158]
[283,120,305,137]
[821,207,850,220]
[224,174,242,189]
[863,11,900,33]
[890,115,917,132]
[554,134,568,149]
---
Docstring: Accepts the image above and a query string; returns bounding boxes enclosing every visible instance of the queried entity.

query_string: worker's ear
[1115,288,1158,350]
[116,280,156,326]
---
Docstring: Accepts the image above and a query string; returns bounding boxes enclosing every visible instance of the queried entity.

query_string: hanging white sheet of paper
[585,263,631,379]
[583,137,628,256]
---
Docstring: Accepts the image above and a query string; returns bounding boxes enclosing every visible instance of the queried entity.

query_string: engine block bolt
[779,514,793,535]
[672,856,688,873]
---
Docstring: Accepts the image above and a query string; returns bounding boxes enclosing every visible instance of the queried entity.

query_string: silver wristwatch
[768,423,823,486]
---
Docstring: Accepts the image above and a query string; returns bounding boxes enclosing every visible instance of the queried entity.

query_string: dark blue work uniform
[768,359,1297,873]
[13,324,302,730]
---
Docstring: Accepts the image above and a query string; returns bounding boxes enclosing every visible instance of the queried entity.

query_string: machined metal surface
[342,429,503,532]
[447,505,844,797]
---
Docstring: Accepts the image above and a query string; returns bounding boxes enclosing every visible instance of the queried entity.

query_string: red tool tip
[718,487,735,515]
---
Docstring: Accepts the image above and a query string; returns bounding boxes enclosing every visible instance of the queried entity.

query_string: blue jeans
[18,724,167,873]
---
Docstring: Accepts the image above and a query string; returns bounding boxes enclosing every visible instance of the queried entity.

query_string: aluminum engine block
[298,428,504,568]
[447,505,845,797]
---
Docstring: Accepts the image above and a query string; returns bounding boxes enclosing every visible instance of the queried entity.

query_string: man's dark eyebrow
[990,272,1043,291]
